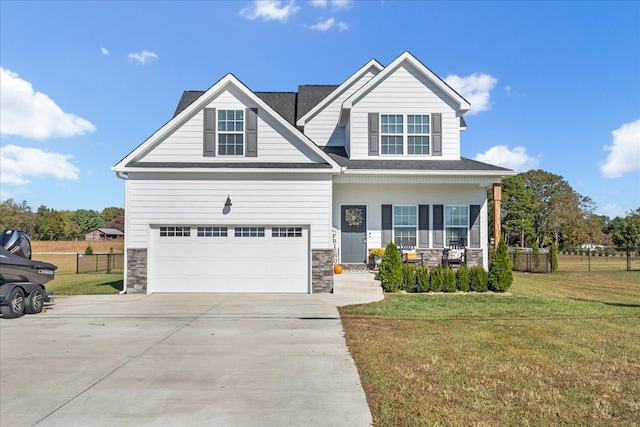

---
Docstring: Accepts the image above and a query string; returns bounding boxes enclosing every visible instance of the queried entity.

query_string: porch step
[333,271,383,295]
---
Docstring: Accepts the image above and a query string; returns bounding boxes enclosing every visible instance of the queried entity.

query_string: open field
[32,240,124,253]
[339,256,640,426]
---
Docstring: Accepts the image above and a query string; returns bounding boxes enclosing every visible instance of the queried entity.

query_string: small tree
[429,265,444,292]
[532,242,541,270]
[85,244,94,255]
[469,266,488,292]
[550,241,559,272]
[488,239,513,292]
[379,242,403,292]
[456,265,470,292]
[416,267,429,292]
[443,266,457,292]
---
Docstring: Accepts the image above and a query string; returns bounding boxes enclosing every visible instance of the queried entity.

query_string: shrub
[456,265,470,292]
[488,239,513,292]
[469,266,488,292]
[514,244,521,270]
[443,266,457,292]
[379,242,403,292]
[416,267,430,292]
[85,245,94,255]
[429,264,444,292]
[550,241,559,272]
[532,242,540,270]
[402,264,417,292]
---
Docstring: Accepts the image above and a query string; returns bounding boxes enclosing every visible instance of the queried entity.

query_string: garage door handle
[363,238,367,244]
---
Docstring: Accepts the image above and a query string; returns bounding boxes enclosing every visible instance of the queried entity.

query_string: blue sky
[1,0,638,218]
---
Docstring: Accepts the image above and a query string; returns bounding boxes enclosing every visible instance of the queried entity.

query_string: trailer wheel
[25,286,45,314]
[1,288,25,318]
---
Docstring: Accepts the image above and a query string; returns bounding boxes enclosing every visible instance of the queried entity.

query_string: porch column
[493,184,502,250]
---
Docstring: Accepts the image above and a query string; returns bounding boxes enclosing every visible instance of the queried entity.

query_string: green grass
[46,273,123,295]
[339,256,640,426]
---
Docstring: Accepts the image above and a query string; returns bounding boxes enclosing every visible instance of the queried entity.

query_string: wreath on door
[345,208,363,227]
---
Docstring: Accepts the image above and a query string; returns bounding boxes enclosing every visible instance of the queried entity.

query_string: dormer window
[380,113,431,155]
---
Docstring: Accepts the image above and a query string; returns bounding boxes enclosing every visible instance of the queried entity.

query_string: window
[445,206,468,246]
[407,114,430,155]
[234,227,265,237]
[160,226,190,237]
[197,226,227,237]
[272,227,303,237]
[218,110,243,156]
[393,206,417,247]
[381,114,404,155]
[380,113,431,155]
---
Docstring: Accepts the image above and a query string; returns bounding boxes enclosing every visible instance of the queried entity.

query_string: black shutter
[381,204,392,246]
[469,205,481,248]
[368,113,379,156]
[432,113,442,156]
[418,205,429,248]
[245,108,258,157]
[433,204,444,248]
[203,108,216,157]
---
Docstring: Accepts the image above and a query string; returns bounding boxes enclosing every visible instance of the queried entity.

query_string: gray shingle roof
[297,85,339,119]
[173,91,205,117]
[322,147,511,172]
[95,228,124,235]
[255,92,297,125]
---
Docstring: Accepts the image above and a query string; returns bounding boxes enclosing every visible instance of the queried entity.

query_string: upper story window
[380,114,431,155]
[218,110,243,156]
[381,114,404,155]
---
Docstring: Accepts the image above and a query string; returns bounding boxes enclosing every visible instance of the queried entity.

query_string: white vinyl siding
[348,64,461,160]
[303,69,378,147]
[124,173,332,249]
[141,88,325,164]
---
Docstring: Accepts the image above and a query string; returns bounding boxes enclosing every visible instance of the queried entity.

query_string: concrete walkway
[0,293,383,427]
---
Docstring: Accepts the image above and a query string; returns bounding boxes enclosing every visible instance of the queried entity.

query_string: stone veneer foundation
[126,248,147,294]
[312,249,334,293]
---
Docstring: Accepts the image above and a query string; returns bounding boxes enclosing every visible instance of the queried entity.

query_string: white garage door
[148,225,309,293]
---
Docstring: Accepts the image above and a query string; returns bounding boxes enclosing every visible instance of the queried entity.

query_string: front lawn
[339,258,640,426]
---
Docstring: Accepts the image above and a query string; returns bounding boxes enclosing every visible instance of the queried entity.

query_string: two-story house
[113,51,515,294]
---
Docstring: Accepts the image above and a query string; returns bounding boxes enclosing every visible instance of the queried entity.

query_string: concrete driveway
[0,293,382,427]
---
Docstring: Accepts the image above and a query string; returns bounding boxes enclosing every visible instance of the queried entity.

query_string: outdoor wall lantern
[224,196,232,207]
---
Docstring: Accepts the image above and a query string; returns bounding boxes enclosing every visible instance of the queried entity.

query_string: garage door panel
[149,226,309,293]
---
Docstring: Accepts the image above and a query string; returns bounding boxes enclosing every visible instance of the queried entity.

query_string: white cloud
[598,203,630,219]
[127,50,158,64]
[0,144,80,185]
[310,17,348,31]
[240,0,300,21]
[310,0,352,9]
[474,145,539,172]
[599,119,640,178]
[0,67,96,140]
[100,47,110,56]
[445,73,498,115]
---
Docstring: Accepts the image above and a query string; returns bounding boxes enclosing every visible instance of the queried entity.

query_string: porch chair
[442,240,466,267]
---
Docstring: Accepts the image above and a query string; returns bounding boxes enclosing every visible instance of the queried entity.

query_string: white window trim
[393,205,418,247]
[380,113,432,156]
[444,205,469,247]
[218,109,244,157]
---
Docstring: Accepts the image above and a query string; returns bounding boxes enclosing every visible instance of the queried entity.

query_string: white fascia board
[112,167,338,174]
[296,59,383,127]
[342,51,471,114]
[114,74,340,172]
[340,169,518,177]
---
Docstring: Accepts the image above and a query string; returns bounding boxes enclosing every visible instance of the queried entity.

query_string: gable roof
[90,228,124,236]
[113,74,340,173]
[296,59,383,126]
[297,85,339,120]
[341,51,470,114]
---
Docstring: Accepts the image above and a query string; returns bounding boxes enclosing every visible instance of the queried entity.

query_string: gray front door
[341,205,367,263]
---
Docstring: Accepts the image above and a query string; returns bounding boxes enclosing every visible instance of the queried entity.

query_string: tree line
[0,199,124,241]
[492,169,640,250]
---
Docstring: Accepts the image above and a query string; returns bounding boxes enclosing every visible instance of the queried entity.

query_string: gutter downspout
[115,171,128,294]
